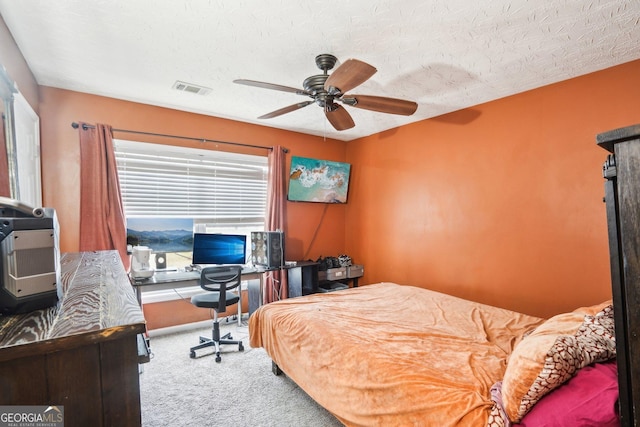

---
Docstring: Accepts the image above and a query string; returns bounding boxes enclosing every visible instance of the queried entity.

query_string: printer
[0,197,61,314]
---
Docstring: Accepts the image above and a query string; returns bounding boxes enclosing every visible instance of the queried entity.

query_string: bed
[249,282,619,426]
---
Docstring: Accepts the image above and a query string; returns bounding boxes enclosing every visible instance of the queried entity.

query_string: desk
[131,267,265,325]
[287,262,365,297]
[0,250,146,427]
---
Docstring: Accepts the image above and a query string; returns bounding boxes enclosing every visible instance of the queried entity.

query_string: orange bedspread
[249,282,544,427]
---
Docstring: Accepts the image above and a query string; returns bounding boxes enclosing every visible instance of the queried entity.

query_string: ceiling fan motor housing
[305,54,339,108]
[303,74,331,107]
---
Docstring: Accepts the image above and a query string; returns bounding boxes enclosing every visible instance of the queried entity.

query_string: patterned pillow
[501,301,616,423]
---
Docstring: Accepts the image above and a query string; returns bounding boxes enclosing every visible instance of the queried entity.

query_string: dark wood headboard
[598,124,640,427]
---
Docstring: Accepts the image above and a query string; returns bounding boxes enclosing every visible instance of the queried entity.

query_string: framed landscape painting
[287,156,351,203]
[126,218,194,252]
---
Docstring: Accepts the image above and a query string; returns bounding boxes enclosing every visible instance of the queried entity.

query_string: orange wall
[37,87,348,261]
[346,59,640,318]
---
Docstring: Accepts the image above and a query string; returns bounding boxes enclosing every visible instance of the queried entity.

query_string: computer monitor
[192,233,247,265]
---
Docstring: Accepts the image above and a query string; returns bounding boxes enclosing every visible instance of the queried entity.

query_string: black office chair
[189,265,244,362]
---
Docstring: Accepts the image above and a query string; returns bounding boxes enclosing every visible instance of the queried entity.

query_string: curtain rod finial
[71,122,93,130]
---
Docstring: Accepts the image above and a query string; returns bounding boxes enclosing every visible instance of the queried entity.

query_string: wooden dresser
[0,250,146,427]
[598,124,640,426]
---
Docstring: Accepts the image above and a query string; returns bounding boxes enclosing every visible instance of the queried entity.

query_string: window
[11,92,41,207]
[114,140,268,268]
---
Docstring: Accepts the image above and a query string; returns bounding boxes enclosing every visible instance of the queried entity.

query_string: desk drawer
[347,265,364,278]
[318,267,347,281]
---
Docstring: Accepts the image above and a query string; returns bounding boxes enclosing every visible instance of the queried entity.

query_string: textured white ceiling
[1,0,639,141]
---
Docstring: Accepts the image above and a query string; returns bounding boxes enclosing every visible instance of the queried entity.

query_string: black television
[192,233,247,265]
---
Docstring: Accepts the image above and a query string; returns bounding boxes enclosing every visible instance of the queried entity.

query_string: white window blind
[113,140,268,228]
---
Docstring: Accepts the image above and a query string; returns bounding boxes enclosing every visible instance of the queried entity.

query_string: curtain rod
[71,122,288,152]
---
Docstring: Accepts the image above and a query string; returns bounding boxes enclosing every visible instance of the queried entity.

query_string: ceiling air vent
[172,80,212,96]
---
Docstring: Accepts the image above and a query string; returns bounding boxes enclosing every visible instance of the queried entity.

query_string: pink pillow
[517,360,619,427]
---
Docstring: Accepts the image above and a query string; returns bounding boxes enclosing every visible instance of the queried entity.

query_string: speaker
[0,208,60,314]
[251,231,284,269]
[155,252,167,269]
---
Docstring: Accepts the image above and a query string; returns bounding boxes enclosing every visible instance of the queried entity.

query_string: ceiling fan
[233,54,418,131]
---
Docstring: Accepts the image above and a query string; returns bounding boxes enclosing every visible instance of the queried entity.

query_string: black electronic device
[250,231,284,269]
[0,197,61,314]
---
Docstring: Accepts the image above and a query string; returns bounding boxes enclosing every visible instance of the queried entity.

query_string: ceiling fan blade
[325,104,355,131]
[341,94,418,116]
[258,101,314,119]
[234,79,311,96]
[324,59,376,94]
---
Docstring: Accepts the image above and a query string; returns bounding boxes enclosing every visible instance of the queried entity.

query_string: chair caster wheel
[215,354,221,363]
[239,343,244,351]
[189,350,196,359]
[199,337,207,343]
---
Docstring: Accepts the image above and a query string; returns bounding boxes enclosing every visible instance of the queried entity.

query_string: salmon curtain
[78,122,129,270]
[263,145,287,303]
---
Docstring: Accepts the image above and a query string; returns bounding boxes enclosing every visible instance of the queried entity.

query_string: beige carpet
[139,318,343,426]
